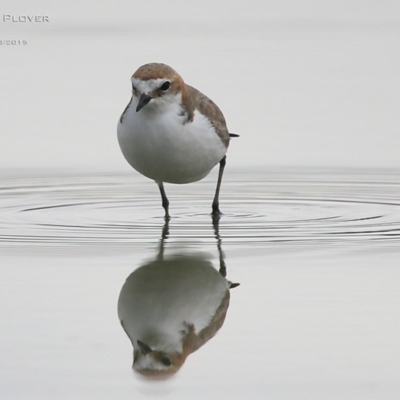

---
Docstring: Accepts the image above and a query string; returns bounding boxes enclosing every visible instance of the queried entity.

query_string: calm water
[1,167,400,399]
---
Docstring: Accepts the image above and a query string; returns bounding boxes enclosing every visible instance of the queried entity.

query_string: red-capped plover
[117,63,237,219]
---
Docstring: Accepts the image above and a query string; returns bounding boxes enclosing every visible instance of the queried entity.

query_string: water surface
[1,168,400,399]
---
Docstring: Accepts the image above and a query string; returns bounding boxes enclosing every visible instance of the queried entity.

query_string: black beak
[137,340,153,355]
[136,94,152,112]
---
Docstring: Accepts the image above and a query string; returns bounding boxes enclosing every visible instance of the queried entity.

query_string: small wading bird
[117,253,239,376]
[117,63,238,219]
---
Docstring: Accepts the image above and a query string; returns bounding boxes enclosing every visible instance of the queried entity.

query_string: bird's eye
[160,81,171,91]
[160,356,172,366]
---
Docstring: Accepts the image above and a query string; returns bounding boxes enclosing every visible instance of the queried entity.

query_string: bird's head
[131,63,186,113]
[133,339,187,377]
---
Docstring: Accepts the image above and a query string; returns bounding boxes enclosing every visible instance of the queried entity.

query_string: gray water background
[1,168,400,400]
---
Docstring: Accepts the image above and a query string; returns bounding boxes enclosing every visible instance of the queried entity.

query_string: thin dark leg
[212,212,240,288]
[212,155,226,216]
[212,216,226,277]
[157,219,169,261]
[157,182,170,220]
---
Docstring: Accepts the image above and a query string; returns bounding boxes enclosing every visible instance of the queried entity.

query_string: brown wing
[185,85,230,148]
[181,289,231,355]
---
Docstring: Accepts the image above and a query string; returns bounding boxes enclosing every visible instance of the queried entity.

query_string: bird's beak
[136,93,152,112]
[137,340,153,355]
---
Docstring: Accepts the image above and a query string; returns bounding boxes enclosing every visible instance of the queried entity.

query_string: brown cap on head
[132,63,184,83]
[132,63,188,112]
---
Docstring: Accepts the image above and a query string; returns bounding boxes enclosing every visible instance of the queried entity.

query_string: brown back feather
[185,85,230,148]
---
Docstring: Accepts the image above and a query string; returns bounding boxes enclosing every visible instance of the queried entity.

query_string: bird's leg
[212,216,226,277]
[157,218,169,261]
[212,155,226,216]
[212,212,239,288]
[157,182,170,220]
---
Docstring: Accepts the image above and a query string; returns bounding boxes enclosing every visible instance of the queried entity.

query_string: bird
[117,253,237,376]
[117,62,238,219]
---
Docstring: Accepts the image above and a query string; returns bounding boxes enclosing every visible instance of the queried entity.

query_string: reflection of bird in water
[117,219,238,376]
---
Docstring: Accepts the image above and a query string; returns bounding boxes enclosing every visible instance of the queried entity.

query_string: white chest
[117,101,226,184]
[117,256,230,353]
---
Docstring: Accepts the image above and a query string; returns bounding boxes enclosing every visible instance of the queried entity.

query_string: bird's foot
[164,213,171,222]
[211,207,222,221]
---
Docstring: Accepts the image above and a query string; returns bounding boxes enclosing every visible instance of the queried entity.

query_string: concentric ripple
[1,168,400,249]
